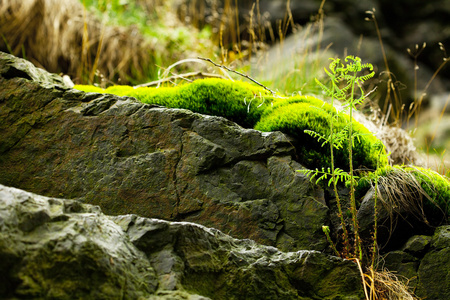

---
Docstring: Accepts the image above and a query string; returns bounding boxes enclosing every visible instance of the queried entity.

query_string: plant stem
[329,71,350,256]
[348,66,362,260]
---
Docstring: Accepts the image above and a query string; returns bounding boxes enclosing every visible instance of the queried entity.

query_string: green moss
[76,79,272,128]
[405,166,450,216]
[74,85,105,94]
[254,97,385,171]
[357,165,450,218]
[75,78,386,171]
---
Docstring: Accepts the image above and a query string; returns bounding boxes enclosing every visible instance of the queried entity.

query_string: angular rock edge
[0,51,329,252]
[0,184,364,300]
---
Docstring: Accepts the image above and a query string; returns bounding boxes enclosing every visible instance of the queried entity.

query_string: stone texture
[0,183,364,300]
[0,51,329,252]
[2,51,449,299]
[0,185,158,299]
[382,227,450,300]
[415,226,450,300]
[357,186,440,251]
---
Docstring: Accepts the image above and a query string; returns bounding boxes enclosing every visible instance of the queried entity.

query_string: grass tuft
[0,0,215,85]
[358,165,450,224]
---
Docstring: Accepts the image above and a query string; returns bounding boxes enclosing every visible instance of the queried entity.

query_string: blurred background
[1,0,449,174]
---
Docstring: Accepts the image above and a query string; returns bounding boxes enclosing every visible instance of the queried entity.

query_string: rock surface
[0,51,327,252]
[1,52,449,299]
[0,183,364,300]
[383,226,450,300]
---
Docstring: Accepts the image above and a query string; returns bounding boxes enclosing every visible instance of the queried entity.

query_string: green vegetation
[298,56,386,262]
[408,166,450,215]
[254,96,384,171]
[81,0,213,55]
[358,165,450,218]
[77,79,272,128]
[75,77,384,172]
[75,51,449,300]
[71,3,449,297]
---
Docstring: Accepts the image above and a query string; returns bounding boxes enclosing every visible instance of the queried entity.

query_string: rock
[0,183,365,299]
[0,49,70,90]
[416,246,450,300]
[382,227,450,300]
[0,51,328,252]
[0,185,158,299]
[357,182,444,251]
[382,250,419,286]
[416,226,450,300]
[401,235,432,255]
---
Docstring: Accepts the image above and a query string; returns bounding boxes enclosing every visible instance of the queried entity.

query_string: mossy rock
[75,78,386,171]
[77,79,273,128]
[358,165,450,220]
[254,96,385,171]
[405,166,450,217]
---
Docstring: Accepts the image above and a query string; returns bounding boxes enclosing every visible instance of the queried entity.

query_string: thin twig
[135,72,227,88]
[197,57,277,95]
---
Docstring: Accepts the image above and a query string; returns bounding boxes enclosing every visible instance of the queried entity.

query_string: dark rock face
[383,227,450,300]
[2,52,449,299]
[0,185,158,299]
[0,51,327,252]
[0,183,364,300]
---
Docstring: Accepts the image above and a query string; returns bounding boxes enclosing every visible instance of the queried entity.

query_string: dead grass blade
[0,0,161,84]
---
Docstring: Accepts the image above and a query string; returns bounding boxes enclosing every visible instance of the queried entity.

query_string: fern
[299,55,381,260]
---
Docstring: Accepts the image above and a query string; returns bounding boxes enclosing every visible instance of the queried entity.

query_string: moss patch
[254,96,385,171]
[406,166,450,217]
[75,78,386,171]
[358,165,450,220]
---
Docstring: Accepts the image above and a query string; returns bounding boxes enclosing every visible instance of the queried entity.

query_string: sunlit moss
[254,98,385,171]
[357,165,450,219]
[75,78,386,171]
[405,166,450,216]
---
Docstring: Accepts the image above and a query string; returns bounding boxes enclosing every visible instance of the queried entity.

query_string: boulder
[0,183,364,299]
[382,226,450,300]
[0,51,328,252]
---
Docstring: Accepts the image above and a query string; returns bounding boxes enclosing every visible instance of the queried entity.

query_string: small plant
[299,55,380,259]
[300,55,446,299]
[296,56,420,299]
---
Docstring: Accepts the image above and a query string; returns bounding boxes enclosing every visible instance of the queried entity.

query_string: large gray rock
[357,185,447,251]
[0,183,364,300]
[0,51,327,252]
[0,184,158,299]
[382,226,450,300]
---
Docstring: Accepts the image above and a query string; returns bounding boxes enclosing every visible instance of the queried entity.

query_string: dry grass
[0,0,214,85]
[364,266,417,300]
[0,0,153,84]
[364,107,422,166]
[366,165,448,242]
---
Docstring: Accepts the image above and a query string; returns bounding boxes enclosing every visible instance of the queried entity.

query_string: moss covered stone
[358,165,450,218]
[357,165,449,249]
[76,78,386,171]
[0,183,365,300]
[77,79,273,129]
[405,166,450,217]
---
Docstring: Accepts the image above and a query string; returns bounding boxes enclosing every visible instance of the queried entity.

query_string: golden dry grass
[366,267,417,300]
[0,0,212,85]
[0,0,153,84]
